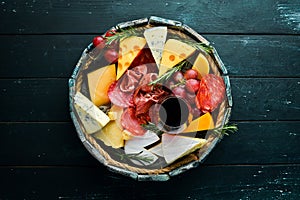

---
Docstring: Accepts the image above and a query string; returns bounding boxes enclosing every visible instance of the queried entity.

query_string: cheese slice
[117,36,146,80]
[159,39,196,76]
[192,53,210,79]
[124,130,160,166]
[87,64,116,106]
[74,92,110,134]
[125,130,160,149]
[144,26,167,68]
[183,112,214,133]
[94,121,124,148]
[148,143,164,157]
[162,133,207,164]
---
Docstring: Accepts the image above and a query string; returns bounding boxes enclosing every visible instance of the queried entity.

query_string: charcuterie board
[69,16,233,181]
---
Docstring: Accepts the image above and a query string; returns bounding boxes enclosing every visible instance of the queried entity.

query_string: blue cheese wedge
[162,133,207,164]
[74,92,110,134]
[144,26,167,68]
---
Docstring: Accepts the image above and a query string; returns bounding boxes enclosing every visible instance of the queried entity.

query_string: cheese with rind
[148,143,164,157]
[94,121,124,148]
[159,39,196,76]
[144,26,167,68]
[87,64,116,106]
[183,112,214,133]
[192,53,210,79]
[162,134,207,164]
[74,92,110,134]
[117,36,146,80]
[124,130,160,166]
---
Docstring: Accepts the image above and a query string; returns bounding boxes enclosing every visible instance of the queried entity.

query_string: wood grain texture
[0,165,299,199]
[0,35,299,78]
[0,78,299,121]
[0,122,298,166]
[0,0,299,34]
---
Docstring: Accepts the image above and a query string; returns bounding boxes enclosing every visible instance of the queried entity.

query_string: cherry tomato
[172,86,186,98]
[184,69,198,80]
[104,49,118,63]
[186,79,200,93]
[92,36,106,49]
[172,71,184,82]
[105,29,117,37]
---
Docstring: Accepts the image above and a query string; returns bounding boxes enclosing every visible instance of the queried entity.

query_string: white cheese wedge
[144,26,167,68]
[148,143,164,157]
[125,130,160,150]
[162,133,207,164]
[124,130,160,166]
[74,92,110,134]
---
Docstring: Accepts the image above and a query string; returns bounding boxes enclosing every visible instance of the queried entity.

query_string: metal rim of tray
[69,16,233,181]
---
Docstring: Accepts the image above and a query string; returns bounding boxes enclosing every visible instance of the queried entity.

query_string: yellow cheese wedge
[94,121,124,148]
[192,53,210,79]
[183,112,214,133]
[162,134,207,164]
[87,64,116,106]
[159,39,196,76]
[117,36,146,80]
[107,105,123,120]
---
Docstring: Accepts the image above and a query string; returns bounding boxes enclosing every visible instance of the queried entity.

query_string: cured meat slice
[108,82,132,108]
[108,65,148,107]
[195,74,225,113]
[121,107,146,136]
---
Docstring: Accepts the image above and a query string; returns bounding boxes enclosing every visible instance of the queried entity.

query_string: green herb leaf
[116,151,154,165]
[212,123,238,137]
[183,41,213,54]
[171,35,213,54]
[141,122,164,136]
[105,27,140,46]
[148,61,188,85]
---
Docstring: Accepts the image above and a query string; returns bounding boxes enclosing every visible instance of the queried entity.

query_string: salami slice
[195,74,225,113]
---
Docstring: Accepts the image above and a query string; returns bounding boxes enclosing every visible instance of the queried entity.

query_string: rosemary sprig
[183,40,213,54]
[105,27,140,45]
[116,151,154,165]
[212,123,238,137]
[141,122,164,136]
[171,35,213,54]
[148,61,188,85]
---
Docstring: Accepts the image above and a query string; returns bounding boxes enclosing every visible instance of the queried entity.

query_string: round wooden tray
[69,16,232,181]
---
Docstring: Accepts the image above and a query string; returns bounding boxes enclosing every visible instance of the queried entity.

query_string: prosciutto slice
[121,107,146,136]
[108,81,132,108]
[108,65,148,107]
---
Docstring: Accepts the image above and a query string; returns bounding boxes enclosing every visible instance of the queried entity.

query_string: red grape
[92,36,106,49]
[104,49,118,63]
[186,79,200,93]
[172,86,186,98]
[172,71,184,82]
[105,29,117,37]
[184,69,198,80]
[185,91,196,104]
[166,80,175,89]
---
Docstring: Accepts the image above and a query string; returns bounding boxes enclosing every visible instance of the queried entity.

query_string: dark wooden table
[0,0,299,199]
